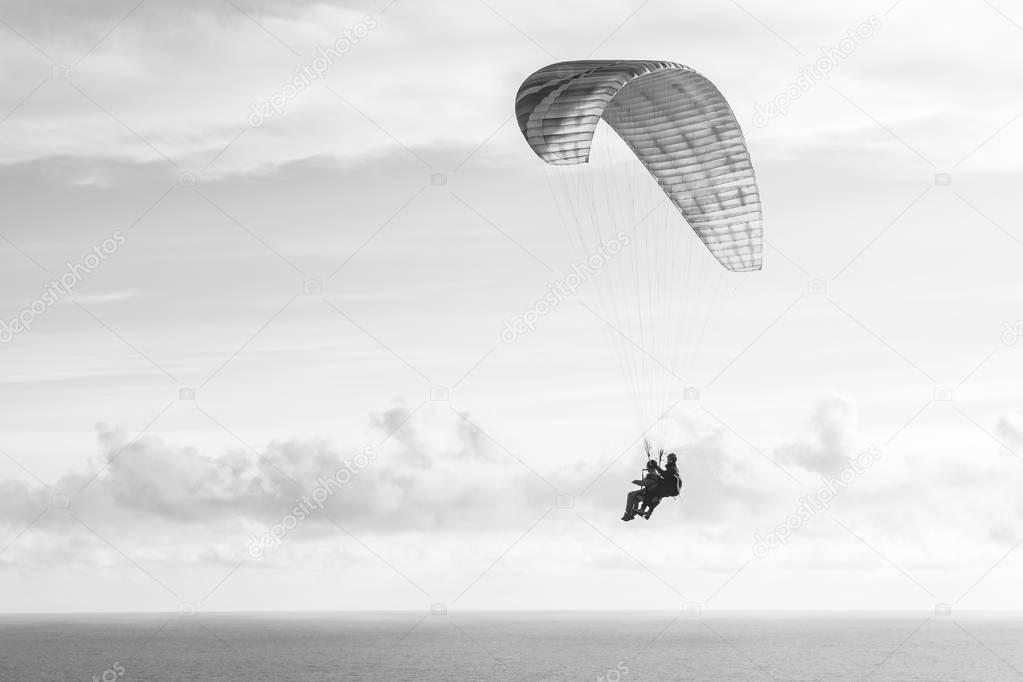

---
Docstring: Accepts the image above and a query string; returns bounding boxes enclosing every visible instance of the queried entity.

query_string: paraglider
[515,59,763,271]
[622,444,683,521]
[514,60,764,520]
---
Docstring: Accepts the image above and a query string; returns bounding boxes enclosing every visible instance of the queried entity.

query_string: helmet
[646,460,658,470]
[667,453,677,462]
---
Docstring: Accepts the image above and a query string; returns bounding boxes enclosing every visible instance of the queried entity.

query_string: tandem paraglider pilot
[622,453,681,521]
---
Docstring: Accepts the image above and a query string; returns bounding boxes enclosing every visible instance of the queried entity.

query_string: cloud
[673,426,773,522]
[774,394,859,476]
[64,290,140,304]
[0,403,560,539]
[0,401,797,567]
[995,411,1023,451]
[3,397,1022,588]
[6,0,1016,180]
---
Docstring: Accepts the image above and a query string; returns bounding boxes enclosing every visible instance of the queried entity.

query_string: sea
[1,611,1020,681]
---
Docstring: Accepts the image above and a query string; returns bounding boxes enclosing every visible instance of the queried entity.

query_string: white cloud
[3,398,1023,609]
[774,394,859,476]
[4,0,1020,179]
[0,402,789,565]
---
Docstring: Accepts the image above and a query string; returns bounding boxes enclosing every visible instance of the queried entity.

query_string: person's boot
[621,513,633,521]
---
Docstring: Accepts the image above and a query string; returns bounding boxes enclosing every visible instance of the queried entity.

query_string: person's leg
[637,491,652,516]
[640,489,655,514]
[624,491,641,519]
[632,490,647,515]
[643,497,661,519]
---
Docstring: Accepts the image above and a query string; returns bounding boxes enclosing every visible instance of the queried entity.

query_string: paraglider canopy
[515,59,763,273]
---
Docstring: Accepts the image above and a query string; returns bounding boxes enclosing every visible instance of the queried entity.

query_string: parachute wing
[515,60,763,272]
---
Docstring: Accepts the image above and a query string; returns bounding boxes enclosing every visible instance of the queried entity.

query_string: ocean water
[1,612,1021,681]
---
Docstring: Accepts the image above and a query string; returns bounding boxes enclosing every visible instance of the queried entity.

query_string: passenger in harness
[622,460,661,522]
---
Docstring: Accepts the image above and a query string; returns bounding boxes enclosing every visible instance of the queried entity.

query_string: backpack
[659,471,681,497]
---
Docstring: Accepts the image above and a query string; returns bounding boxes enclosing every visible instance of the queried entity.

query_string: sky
[1,0,1023,614]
